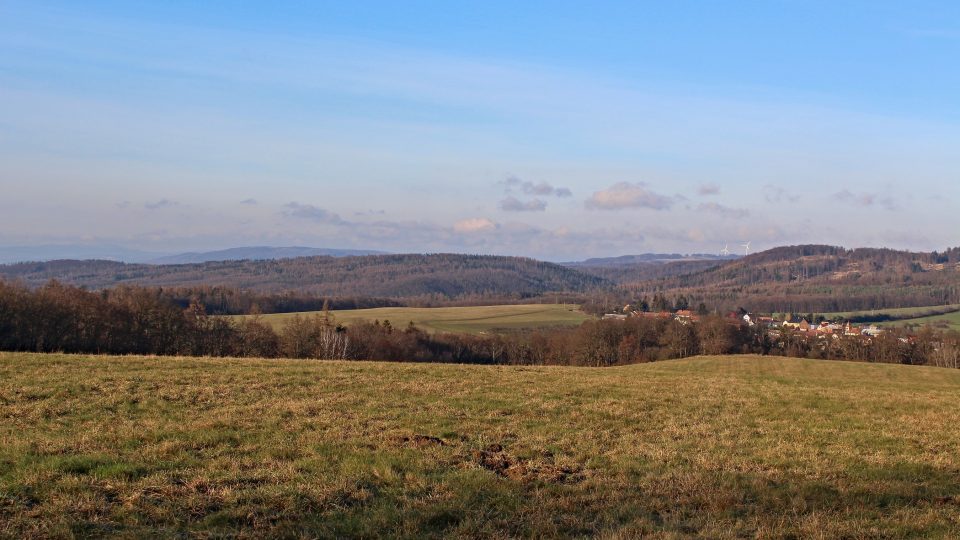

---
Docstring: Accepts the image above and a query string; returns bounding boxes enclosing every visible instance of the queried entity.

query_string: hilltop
[566,254,732,284]
[0,244,165,264]
[0,244,386,265]
[565,252,736,267]
[147,246,386,264]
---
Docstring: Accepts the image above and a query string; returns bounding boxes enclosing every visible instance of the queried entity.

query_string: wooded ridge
[2,245,959,312]
[0,254,609,302]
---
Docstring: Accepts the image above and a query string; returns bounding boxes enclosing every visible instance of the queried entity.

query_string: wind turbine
[741,241,751,256]
[720,244,730,256]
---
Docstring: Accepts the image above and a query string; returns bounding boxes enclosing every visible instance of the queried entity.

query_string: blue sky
[1,1,958,259]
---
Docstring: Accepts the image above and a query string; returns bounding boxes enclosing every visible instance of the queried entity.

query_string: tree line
[1,280,957,368]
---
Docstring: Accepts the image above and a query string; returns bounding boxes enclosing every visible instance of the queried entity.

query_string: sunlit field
[232,303,591,334]
[3,353,960,538]
[822,304,960,319]
[820,304,960,331]
[880,310,960,331]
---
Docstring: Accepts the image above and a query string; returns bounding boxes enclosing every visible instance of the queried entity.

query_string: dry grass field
[232,303,592,334]
[2,353,960,538]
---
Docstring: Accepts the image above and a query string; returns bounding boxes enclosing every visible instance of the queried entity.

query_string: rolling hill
[626,244,960,313]
[565,252,737,267]
[4,245,959,313]
[0,244,386,265]
[0,254,609,301]
[566,255,732,284]
[3,353,959,538]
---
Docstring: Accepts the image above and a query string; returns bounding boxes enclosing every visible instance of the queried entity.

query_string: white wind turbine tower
[720,244,730,256]
[741,241,751,256]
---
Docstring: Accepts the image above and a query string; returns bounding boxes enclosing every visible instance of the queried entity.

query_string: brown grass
[2,353,960,538]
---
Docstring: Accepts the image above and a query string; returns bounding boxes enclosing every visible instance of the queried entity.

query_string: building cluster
[603,306,890,341]
[603,307,702,324]
[763,316,884,340]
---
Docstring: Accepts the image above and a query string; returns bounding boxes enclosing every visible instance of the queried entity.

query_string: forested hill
[0,254,609,302]
[569,258,729,284]
[6,245,959,312]
[627,245,960,312]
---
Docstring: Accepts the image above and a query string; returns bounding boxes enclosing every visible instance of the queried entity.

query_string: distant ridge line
[147,246,387,265]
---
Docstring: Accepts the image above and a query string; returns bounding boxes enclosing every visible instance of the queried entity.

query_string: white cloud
[585,182,674,210]
[453,217,497,233]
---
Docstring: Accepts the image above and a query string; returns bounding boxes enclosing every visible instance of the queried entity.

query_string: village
[604,305,890,342]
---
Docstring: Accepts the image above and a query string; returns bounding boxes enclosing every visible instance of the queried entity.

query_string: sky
[1,0,958,261]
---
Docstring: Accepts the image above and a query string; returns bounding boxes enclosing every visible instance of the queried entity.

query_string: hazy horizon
[0,242,752,265]
[2,1,958,260]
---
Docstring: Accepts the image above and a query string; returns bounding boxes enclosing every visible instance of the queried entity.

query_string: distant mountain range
[0,245,385,265]
[565,253,738,267]
[0,245,165,265]
[0,244,731,267]
[146,246,386,264]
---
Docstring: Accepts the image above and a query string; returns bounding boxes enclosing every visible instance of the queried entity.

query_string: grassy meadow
[819,304,960,332]
[821,304,960,319]
[877,310,960,332]
[233,303,591,334]
[3,353,960,538]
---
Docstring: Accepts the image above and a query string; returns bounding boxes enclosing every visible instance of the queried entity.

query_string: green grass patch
[820,303,960,320]
[878,309,960,331]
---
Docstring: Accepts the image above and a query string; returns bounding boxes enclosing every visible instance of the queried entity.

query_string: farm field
[233,303,592,334]
[877,309,960,331]
[3,353,960,538]
[820,304,960,320]
[819,304,960,331]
